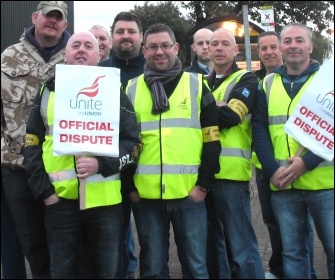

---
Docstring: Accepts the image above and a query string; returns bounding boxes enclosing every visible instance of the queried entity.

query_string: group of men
[1,1,333,279]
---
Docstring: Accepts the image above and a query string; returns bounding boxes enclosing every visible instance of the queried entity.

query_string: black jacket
[99,49,146,90]
[206,60,259,130]
[23,77,142,202]
[183,55,209,75]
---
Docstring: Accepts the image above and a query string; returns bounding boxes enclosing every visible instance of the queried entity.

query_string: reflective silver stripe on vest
[40,87,53,136]
[223,71,248,102]
[220,147,251,159]
[268,115,288,125]
[264,73,276,104]
[86,173,120,183]
[127,79,137,105]
[189,72,201,122]
[129,73,201,131]
[49,170,120,183]
[49,169,77,183]
[137,164,199,174]
[141,118,200,131]
[278,159,333,168]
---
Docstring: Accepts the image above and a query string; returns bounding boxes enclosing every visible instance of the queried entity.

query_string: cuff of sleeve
[96,157,104,175]
[302,152,325,171]
[196,177,211,191]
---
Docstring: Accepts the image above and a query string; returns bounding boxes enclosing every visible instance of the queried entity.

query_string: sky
[74,1,150,32]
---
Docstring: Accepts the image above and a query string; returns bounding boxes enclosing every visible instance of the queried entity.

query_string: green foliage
[311,34,334,63]
[126,1,333,66]
[179,1,334,64]
[180,1,334,35]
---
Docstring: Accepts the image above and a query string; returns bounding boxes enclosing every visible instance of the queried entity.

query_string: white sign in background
[284,59,334,161]
[53,64,121,157]
[260,6,275,31]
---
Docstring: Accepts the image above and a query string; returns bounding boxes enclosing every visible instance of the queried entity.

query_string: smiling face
[89,27,112,61]
[280,25,314,73]
[63,31,101,66]
[257,35,283,71]
[112,20,143,59]
[142,31,179,72]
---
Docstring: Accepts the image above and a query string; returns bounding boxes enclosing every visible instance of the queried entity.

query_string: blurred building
[1,1,74,53]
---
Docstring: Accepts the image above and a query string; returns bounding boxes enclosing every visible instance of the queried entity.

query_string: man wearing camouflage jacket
[1,1,70,278]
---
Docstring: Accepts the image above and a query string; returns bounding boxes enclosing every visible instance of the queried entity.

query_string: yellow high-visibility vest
[212,70,252,181]
[126,73,203,199]
[39,86,122,208]
[263,73,334,191]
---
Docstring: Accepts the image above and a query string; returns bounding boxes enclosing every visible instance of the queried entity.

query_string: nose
[155,46,165,54]
[122,31,131,38]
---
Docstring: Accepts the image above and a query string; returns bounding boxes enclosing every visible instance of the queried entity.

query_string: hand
[129,191,141,203]
[188,185,207,202]
[76,156,99,179]
[278,156,306,189]
[216,101,227,107]
[44,193,60,206]
[270,166,287,190]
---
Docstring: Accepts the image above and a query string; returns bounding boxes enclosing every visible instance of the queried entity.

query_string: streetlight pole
[242,4,252,71]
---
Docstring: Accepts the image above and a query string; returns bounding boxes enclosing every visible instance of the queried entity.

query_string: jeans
[1,167,50,279]
[45,198,123,279]
[205,193,231,279]
[132,197,208,279]
[127,222,138,273]
[1,180,27,279]
[256,168,317,279]
[272,189,334,279]
[120,195,138,278]
[209,180,265,279]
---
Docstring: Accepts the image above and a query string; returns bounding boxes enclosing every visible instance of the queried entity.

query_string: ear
[308,42,314,54]
[31,11,37,25]
[234,44,239,55]
[63,51,67,63]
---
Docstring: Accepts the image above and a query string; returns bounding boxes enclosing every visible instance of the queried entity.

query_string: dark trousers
[1,166,50,279]
[1,179,27,279]
[45,199,123,279]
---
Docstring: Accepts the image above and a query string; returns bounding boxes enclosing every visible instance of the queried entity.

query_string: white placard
[53,64,120,157]
[284,59,334,161]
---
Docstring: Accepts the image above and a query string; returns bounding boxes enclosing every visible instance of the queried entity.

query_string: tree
[131,1,192,66]
[129,1,333,65]
[312,33,334,62]
[178,1,334,63]
[179,1,334,35]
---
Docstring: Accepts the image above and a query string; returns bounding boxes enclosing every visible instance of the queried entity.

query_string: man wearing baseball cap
[37,1,68,20]
[1,1,70,278]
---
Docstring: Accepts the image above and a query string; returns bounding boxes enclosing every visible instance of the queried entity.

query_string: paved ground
[3,173,328,279]
[132,173,328,279]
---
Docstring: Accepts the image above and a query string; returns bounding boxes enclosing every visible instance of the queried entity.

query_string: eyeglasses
[145,43,175,52]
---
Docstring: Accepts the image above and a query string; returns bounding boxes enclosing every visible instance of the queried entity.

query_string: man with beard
[1,1,70,278]
[99,11,145,279]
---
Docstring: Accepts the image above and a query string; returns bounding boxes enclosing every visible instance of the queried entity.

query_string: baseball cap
[37,1,68,20]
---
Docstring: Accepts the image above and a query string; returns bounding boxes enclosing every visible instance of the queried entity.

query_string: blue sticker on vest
[242,88,250,98]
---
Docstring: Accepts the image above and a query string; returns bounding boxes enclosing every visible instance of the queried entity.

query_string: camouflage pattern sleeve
[1,38,64,169]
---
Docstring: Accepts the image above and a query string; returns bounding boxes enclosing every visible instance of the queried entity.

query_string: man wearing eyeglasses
[125,23,221,279]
